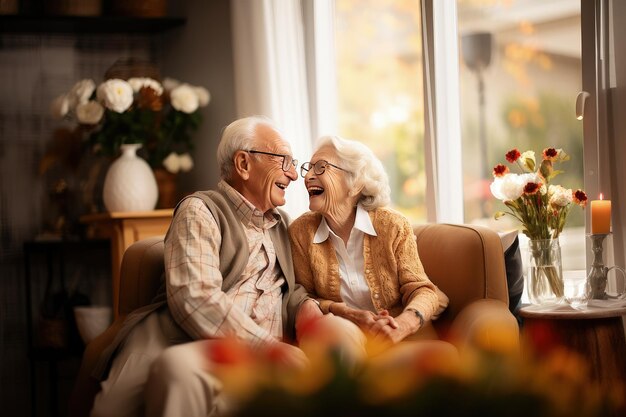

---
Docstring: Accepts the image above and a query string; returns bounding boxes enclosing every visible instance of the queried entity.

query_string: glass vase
[527,239,565,305]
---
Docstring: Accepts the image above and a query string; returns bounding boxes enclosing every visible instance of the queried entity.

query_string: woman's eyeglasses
[246,150,298,172]
[300,160,349,178]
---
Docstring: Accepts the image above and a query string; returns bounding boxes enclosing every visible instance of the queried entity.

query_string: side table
[80,209,173,316]
[519,304,626,393]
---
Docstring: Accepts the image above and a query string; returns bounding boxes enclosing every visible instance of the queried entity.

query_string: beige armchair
[69,235,165,417]
[413,223,519,348]
[69,224,519,417]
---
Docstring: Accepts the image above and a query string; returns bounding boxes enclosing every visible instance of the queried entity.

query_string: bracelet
[406,308,425,328]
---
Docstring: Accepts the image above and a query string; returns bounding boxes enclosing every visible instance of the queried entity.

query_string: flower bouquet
[51,76,210,174]
[490,148,587,303]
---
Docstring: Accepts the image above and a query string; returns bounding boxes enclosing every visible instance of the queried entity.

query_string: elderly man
[90,116,323,417]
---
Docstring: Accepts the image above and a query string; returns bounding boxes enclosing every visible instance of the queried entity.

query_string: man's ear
[233,151,251,180]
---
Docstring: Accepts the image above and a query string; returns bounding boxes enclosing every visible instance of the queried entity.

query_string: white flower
[68,79,96,109]
[520,150,536,171]
[491,174,524,201]
[520,172,542,188]
[50,94,69,119]
[75,101,104,124]
[127,77,163,95]
[170,84,199,113]
[548,184,572,207]
[178,153,194,172]
[491,173,542,201]
[193,86,211,107]
[163,152,181,174]
[162,77,180,92]
[96,79,134,113]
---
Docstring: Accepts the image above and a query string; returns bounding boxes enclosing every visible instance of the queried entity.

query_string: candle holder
[586,233,626,300]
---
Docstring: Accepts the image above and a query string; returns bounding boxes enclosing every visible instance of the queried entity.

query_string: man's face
[247,125,298,212]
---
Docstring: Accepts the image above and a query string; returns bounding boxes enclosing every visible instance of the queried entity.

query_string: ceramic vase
[102,144,158,212]
[526,239,565,305]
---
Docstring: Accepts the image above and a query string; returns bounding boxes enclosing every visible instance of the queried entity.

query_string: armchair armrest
[447,299,520,354]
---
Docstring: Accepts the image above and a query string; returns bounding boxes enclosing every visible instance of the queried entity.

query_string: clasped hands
[331,302,422,346]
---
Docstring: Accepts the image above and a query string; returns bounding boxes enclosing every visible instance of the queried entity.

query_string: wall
[608,0,626,279]
[164,0,237,194]
[0,1,236,415]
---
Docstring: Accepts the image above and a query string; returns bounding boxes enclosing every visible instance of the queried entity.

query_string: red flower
[492,164,509,177]
[505,148,521,163]
[523,182,542,195]
[542,147,558,161]
[206,337,254,365]
[573,189,588,207]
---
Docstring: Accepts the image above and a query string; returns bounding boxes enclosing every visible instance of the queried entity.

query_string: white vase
[73,306,112,344]
[103,144,158,212]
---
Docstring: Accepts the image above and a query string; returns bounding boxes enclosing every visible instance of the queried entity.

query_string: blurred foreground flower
[205,330,623,417]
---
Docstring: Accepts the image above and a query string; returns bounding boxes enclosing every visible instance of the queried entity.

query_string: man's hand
[295,299,323,342]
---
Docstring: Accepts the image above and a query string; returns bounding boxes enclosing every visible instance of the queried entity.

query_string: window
[328,1,591,273]
[333,0,427,223]
[455,0,585,271]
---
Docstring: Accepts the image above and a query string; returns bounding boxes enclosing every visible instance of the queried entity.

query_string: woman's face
[304,145,353,218]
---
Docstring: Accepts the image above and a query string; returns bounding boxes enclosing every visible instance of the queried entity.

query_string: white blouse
[313,204,378,313]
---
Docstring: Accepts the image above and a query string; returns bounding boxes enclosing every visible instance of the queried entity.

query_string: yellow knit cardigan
[289,207,440,320]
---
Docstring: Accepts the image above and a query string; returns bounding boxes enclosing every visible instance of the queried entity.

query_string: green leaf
[539,160,553,180]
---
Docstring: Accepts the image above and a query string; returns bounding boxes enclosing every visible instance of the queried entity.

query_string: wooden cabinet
[81,209,173,316]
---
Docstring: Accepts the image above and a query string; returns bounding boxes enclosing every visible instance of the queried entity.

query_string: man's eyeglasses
[246,150,298,172]
[300,160,349,178]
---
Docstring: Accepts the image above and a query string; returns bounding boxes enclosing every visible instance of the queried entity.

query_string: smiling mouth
[307,186,324,197]
[275,182,287,190]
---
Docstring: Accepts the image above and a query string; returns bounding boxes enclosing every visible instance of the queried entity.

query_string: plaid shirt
[165,181,286,346]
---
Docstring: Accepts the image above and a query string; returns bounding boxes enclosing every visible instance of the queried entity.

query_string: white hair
[216,115,279,180]
[314,135,391,210]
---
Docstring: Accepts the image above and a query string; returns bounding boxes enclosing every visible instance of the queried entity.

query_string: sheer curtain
[421,0,464,224]
[231,0,317,218]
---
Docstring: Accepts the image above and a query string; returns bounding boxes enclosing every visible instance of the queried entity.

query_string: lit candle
[591,194,611,234]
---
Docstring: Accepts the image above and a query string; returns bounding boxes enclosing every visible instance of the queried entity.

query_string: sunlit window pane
[457,0,584,271]
[334,0,426,223]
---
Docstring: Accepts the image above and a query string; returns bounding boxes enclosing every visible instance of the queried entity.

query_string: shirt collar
[355,204,377,236]
[313,204,377,243]
[218,180,279,229]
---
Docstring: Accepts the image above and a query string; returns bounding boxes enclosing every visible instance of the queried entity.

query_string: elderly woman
[289,135,448,352]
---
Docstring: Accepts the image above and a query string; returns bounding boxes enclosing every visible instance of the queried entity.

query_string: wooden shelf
[0,15,186,34]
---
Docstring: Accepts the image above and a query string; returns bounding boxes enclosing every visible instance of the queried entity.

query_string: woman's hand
[330,303,398,332]
[369,310,422,346]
